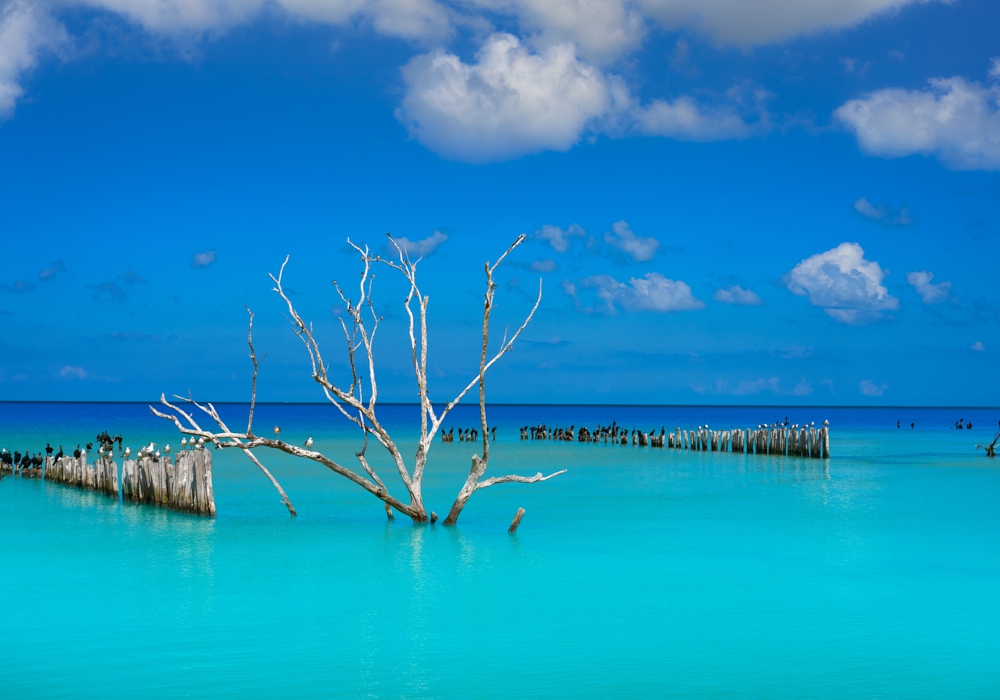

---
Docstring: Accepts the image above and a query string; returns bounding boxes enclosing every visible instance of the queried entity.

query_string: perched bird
[305,437,313,447]
[197,437,205,448]
[123,447,131,458]
[154,451,161,459]
[273,426,281,436]
[181,437,187,447]
[164,444,171,454]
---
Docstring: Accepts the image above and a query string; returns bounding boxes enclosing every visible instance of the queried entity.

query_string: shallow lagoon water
[1,403,998,699]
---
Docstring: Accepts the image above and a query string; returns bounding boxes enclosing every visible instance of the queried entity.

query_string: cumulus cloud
[714,285,763,305]
[0,1,69,119]
[785,242,898,324]
[535,223,585,253]
[397,34,614,163]
[971,340,985,352]
[906,270,951,304]
[390,230,447,257]
[836,75,1000,170]
[58,365,87,380]
[853,196,915,227]
[191,249,217,267]
[859,379,887,396]
[603,220,659,262]
[580,272,703,313]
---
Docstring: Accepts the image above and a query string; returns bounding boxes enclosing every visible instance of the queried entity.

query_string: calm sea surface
[1,403,998,699]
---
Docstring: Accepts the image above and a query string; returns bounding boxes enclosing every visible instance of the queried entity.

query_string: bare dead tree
[151,234,564,522]
[442,250,566,525]
[976,432,999,457]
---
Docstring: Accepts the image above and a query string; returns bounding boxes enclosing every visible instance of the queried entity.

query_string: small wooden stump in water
[430,511,438,523]
[508,507,526,533]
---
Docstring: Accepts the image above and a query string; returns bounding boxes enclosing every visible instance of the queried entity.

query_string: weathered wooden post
[508,507,526,533]
[822,420,830,458]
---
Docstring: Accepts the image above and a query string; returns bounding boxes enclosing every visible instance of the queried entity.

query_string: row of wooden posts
[668,422,830,458]
[5,450,216,516]
[522,422,831,458]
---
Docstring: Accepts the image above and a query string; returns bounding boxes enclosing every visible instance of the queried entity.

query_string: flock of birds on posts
[0,429,220,480]
[514,420,813,446]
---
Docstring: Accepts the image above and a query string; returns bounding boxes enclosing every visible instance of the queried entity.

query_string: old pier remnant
[44,452,119,497]
[510,419,831,459]
[121,448,216,516]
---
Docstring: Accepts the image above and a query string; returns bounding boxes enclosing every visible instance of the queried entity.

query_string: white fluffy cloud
[714,285,763,305]
[971,340,985,352]
[637,0,932,46]
[73,0,933,48]
[853,196,914,227]
[80,0,262,32]
[633,94,763,141]
[535,223,585,253]
[397,34,613,163]
[906,270,950,304]
[836,75,1000,170]
[391,230,447,257]
[580,272,703,313]
[396,34,767,160]
[279,0,452,43]
[0,1,68,119]
[473,0,645,63]
[603,220,659,261]
[785,242,898,324]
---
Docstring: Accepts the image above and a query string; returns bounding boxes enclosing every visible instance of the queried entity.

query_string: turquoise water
[1,403,998,699]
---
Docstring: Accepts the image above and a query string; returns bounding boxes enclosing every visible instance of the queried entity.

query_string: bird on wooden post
[305,437,313,447]
[273,426,281,438]
[181,437,187,448]
[164,444,171,455]
[123,447,131,458]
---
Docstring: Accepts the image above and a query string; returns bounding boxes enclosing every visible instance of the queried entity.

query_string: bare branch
[245,306,264,437]
[477,470,567,490]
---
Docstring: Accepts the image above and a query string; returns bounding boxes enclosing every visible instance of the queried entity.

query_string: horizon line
[0,401,997,410]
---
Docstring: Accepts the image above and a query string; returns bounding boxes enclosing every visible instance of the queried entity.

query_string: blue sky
[0,0,998,405]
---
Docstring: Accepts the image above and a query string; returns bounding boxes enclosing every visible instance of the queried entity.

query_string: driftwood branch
[976,432,999,457]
